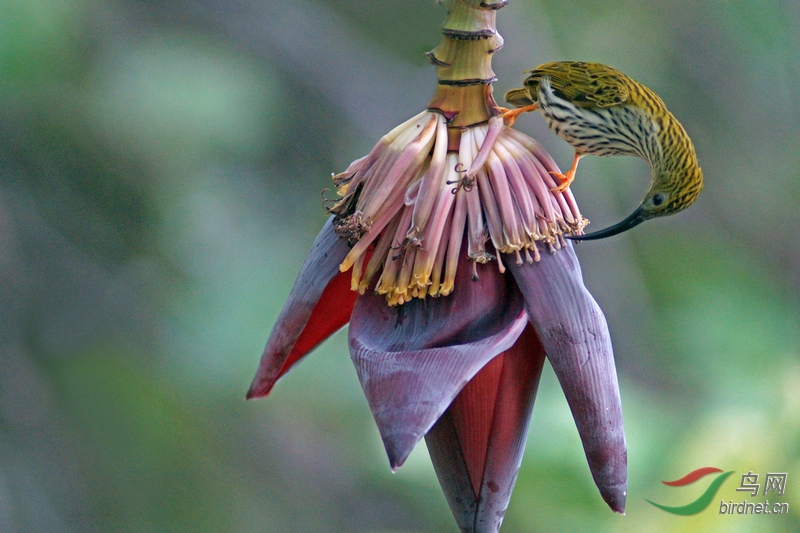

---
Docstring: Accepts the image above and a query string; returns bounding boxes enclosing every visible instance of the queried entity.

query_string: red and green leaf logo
[647,467,734,515]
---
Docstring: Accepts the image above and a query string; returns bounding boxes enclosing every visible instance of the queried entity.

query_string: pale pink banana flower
[248,110,626,533]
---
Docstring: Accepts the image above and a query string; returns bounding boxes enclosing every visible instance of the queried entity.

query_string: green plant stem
[426,0,505,143]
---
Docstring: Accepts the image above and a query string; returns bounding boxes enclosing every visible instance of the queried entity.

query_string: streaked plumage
[503,61,704,240]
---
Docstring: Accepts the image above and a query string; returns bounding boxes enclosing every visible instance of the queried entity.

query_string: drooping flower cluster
[249,2,628,532]
[249,110,627,531]
[328,111,587,305]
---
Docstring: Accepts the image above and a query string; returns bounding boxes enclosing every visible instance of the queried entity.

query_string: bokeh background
[1,0,798,531]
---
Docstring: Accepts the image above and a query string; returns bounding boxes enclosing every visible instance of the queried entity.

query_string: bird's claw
[495,103,538,128]
[549,170,575,193]
[494,106,517,127]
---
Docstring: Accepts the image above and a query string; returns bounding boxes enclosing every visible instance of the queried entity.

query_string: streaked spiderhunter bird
[502,60,704,240]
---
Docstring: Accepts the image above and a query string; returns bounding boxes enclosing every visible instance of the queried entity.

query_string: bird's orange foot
[495,104,538,128]
[549,170,575,193]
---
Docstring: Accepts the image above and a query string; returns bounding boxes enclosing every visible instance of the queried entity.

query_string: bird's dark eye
[652,193,665,206]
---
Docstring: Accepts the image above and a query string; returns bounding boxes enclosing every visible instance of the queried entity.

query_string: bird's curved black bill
[568,206,646,241]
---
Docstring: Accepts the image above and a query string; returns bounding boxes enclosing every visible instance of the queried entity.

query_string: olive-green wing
[525,61,630,108]
[504,87,535,108]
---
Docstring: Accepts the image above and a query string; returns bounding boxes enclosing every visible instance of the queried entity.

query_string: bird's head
[570,163,703,241]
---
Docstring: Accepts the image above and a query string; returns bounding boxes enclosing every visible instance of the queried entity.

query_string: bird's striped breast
[537,78,662,163]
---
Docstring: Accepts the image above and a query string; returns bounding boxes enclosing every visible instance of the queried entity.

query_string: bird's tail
[503,87,535,108]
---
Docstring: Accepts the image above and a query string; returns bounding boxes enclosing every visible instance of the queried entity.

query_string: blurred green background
[1,0,798,531]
